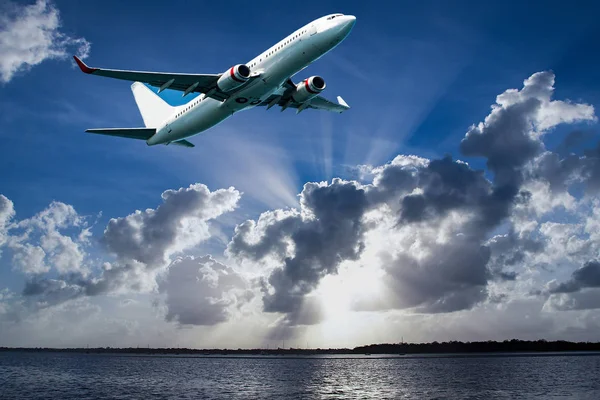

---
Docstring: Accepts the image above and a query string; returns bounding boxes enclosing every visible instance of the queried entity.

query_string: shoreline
[2,339,600,356]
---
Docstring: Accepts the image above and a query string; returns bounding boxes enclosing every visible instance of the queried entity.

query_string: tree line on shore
[1,339,599,355]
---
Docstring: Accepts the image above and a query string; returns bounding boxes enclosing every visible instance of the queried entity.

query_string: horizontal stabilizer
[171,139,195,148]
[85,128,156,140]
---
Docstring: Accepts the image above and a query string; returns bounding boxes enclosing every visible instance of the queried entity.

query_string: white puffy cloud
[0,0,90,83]
[0,195,15,252]
[103,183,241,266]
[40,230,84,274]
[13,184,242,314]
[2,200,89,276]
[10,243,47,274]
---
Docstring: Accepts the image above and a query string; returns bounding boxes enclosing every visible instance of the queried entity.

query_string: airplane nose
[343,15,356,26]
[339,15,356,34]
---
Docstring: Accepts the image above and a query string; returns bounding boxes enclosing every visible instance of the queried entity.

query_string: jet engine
[292,76,326,103]
[217,64,251,92]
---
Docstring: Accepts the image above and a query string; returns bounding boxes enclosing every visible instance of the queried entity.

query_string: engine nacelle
[292,76,326,103]
[217,64,251,92]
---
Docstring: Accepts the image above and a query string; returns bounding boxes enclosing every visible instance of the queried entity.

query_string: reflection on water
[0,353,599,399]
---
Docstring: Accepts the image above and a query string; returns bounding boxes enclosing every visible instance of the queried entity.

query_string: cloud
[0,0,90,83]
[581,142,600,193]
[103,183,240,266]
[555,130,598,154]
[486,232,545,280]
[4,69,600,345]
[22,277,84,305]
[0,195,15,251]
[378,236,491,313]
[1,199,89,276]
[228,71,598,327]
[461,71,595,185]
[528,141,600,197]
[398,156,497,229]
[159,255,251,326]
[551,260,600,294]
[15,184,241,310]
[230,178,369,322]
[230,155,501,322]
[545,289,600,311]
[11,243,47,274]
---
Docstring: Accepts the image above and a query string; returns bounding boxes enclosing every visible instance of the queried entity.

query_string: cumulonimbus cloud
[228,71,598,326]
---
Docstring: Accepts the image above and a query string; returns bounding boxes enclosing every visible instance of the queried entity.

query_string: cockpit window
[327,14,343,20]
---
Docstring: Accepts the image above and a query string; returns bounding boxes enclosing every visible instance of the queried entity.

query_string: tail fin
[131,82,174,128]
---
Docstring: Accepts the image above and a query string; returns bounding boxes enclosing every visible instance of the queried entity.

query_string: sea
[1,352,599,399]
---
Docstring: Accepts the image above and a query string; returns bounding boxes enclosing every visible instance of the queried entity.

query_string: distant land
[2,340,600,355]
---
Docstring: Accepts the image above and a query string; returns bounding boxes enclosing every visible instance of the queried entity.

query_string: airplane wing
[73,56,229,101]
[258,79,350,113]
[306,95,350,113]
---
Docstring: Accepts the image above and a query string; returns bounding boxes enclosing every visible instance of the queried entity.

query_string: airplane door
[309,24,317,36]
[166,123,172,133]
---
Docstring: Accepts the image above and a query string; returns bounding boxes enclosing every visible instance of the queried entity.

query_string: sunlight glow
[315,261,386,344]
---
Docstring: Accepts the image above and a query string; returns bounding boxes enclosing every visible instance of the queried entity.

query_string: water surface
[1,352,599,399]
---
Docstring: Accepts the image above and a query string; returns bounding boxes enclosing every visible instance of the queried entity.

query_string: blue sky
[1,0,600,347]
[3,0,600,214]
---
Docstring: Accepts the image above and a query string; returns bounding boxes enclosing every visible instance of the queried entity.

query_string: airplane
[74,13,356,148]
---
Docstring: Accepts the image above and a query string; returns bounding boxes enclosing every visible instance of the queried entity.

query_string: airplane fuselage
[146,14,356,146]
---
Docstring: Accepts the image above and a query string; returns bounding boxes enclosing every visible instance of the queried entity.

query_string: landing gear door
[309,24,317,36]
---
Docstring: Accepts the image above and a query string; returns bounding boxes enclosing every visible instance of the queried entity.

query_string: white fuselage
[146,14,356,146]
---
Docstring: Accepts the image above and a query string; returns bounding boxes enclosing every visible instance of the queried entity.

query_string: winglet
[73,56,97,74]
[337,96,349,108]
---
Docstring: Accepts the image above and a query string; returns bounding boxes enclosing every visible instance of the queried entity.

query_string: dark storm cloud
[399,156,491,225]
[230,179,369,321]
[376,237,491,313]
[551,260,600,294]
